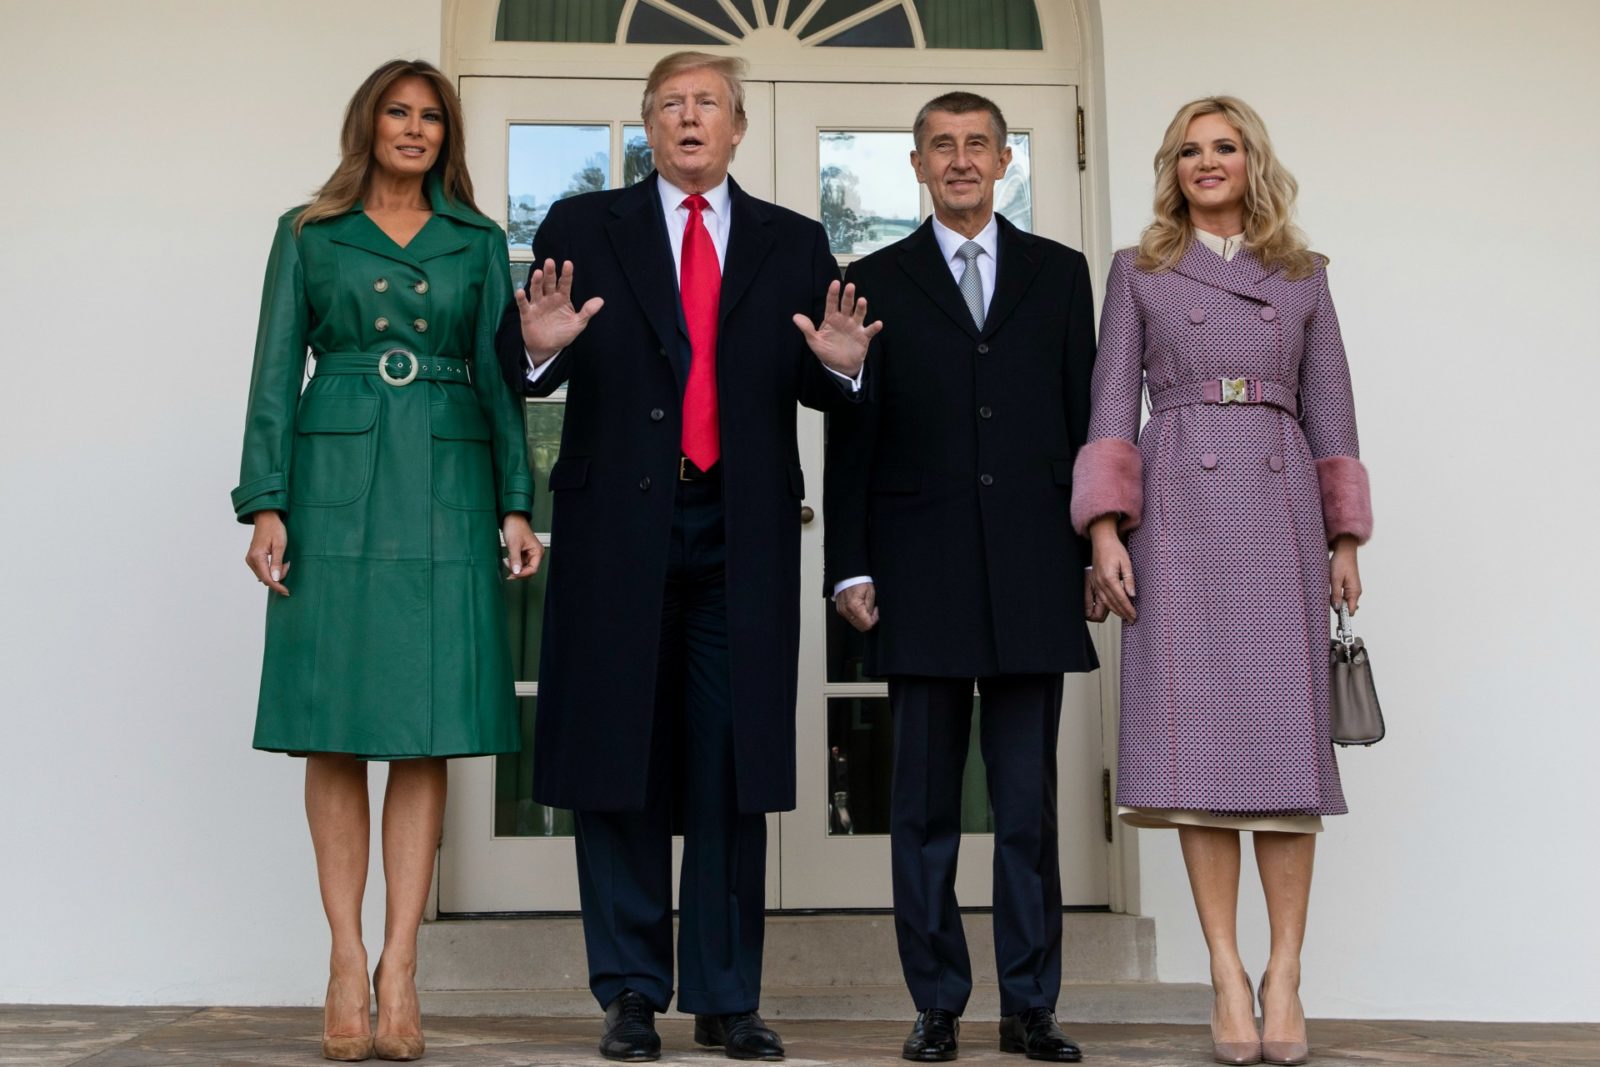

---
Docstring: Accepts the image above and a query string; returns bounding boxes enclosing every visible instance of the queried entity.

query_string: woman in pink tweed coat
[1071,97,1372,1067]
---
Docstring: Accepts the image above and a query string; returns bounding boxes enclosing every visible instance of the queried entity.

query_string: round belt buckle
[378,347,419,386]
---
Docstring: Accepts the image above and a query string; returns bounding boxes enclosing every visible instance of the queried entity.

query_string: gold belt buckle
[1219,377,1250,404]
[378,348,419,386]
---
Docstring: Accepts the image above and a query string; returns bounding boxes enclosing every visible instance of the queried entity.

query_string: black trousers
[889,673,1065,1016]
[573,477,767,1016]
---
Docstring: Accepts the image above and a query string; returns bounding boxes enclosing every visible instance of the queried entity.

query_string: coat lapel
[895,219,980,340]
[1170,238,1275,303]
[324,210,419,269]
[718,177,776,327]
[605,173,685,372]
[980,214,1045,339]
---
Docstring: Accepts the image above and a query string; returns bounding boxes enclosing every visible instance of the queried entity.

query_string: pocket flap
[870,465,920,494]
[430,402,491,441]
[787,463,806,499]
[297,395,377,434]
[548,455,590,491]
[1051,458,1075,486]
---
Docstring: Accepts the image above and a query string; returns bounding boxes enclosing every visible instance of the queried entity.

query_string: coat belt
[311,350,470,385]
[1148,378,1298,418]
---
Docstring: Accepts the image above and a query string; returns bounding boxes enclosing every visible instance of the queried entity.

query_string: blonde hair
[295,60,479,235]
[1136,96,1323,280]
[641,51,748,132]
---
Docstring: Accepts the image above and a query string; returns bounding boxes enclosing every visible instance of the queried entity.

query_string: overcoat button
[976,343,990,354]
[1260,305,1278,321]
[414,280,429,294]
[650,408,665,422]
[979,405,993,419]
[979,473,994,486]
[1268,454,1284,472]
[373,278,389,293]
[374,316,389,331]
[639,477,651,491]
[1200,453,1218,470]
[413,318,428,333]
[1189,307,1206,324]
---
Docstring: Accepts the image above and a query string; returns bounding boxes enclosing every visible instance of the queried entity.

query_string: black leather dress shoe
[600,991,661,1061]
[693,1011,785,1060]
[902,1009,960,1061]
[998,1008,1082,1062]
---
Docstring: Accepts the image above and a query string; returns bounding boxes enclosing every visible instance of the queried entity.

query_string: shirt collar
[930,212,999,266]
[1193,226,1245,260]
[657,173,731,220]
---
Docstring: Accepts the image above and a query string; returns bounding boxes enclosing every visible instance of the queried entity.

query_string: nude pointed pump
[1211,973,1262,1065]
[1258,975,1309,1066]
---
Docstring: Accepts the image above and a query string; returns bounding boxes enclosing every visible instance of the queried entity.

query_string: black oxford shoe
[998,1008,1082,1062]
[600,991,661,1062]
[902,1009,960,1062]
[693,1011,786,1060]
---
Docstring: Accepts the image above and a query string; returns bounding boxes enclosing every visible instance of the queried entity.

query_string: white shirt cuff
[827,365,864,392]
[832,576,872,598]
[525,347,561,383]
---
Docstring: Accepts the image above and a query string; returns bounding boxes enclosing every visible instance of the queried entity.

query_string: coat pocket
[548,455,590,492]
[290,395,378,507]
[870,465,920,495]
[430,400,496,511]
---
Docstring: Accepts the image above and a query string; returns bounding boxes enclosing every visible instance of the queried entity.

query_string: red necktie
[679,194,721,470]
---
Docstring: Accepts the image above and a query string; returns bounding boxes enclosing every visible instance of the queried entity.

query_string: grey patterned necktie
[956,240,985,329]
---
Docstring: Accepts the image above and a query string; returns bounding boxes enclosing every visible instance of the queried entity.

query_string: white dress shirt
[832,212,999,599]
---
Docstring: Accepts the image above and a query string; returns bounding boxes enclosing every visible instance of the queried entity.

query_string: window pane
[819,131,919,256]
[524,400,564,534]
[659,0,741,37]
[494,697,576,836]
[496,0,627,42]
[508,124,611,251]
[623,125,654,186]
[814,6,915,46]
[626,2,723,43]
[826,696,994,835]
[913,0,1043,49]
[996,132,1033,232]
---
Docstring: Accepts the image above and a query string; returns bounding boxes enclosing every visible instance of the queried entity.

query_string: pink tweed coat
[1071,243,1372,816]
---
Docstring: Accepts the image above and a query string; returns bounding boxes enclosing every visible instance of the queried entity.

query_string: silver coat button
[414,280,429,295]
[374,316,389,331]
[413,318,428,333]
[373,278,389,293]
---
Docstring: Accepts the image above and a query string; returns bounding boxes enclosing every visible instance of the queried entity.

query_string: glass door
[438,77,777,913]
[775,81,1108,908]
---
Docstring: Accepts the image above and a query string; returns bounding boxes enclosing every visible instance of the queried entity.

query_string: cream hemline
[1118,805,1324,834]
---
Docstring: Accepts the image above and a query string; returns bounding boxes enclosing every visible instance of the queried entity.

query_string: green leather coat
[232,177,530,759]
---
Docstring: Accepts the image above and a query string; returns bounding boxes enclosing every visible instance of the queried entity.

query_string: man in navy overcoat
[823,92,1098,1063]
[496,51,878,1063]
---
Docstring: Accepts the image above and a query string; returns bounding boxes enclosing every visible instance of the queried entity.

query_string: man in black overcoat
[823,92,1099,1063]
[495,52,878,1063]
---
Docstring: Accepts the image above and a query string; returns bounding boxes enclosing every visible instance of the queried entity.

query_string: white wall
[2,0,1596,1022]
[0,0,443,1004]
[1098,0,1600,1022]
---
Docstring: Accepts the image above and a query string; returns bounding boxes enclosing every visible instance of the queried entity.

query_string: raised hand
[246,511,291,596]
[835,582,879,632]
[793,280,882,378]
[514,258,604,364]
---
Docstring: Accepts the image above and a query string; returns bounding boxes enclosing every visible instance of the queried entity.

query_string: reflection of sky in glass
[507,124,611,250]
[819,130,919,256]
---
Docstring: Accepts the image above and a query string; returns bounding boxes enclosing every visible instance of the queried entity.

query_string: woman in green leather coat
[233,60,537,1062]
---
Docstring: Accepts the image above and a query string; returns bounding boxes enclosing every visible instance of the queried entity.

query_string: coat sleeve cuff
[1315,455,1373,545]
[1070,437,1143,536]
[500,474,533,518]
[232,472,287,524]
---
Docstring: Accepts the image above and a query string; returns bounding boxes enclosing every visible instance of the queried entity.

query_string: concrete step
[418,913,1156,994]
[419,982,1213,1024]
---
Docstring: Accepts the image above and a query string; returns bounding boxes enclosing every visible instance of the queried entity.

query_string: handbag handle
[1335,602,1356,651]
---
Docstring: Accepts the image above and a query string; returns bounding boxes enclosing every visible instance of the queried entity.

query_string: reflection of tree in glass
[995,134,1033,233]
[623,137,654,186]
[821,165,870,253]
[507,153,611,248]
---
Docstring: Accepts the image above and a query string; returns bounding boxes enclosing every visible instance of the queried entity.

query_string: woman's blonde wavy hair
[294,60,479,235]
[1136,96,1323,280]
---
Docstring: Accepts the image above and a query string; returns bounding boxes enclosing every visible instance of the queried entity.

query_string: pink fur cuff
[1315,455,1373,545]
[1071,437,1144,536]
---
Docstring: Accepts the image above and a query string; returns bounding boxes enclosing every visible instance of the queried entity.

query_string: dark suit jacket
[823,215,1099,678]
[494,173,856,813]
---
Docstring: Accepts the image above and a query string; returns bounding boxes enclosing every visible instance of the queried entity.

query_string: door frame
[434,0,1138,918]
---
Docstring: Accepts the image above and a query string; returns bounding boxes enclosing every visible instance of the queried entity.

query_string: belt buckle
[1219,377,1252,404]
[378,348,419,386]
[679,456,694,482]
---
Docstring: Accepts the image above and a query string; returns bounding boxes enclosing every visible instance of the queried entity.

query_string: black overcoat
[823,215,1099,678]
[495,174,855,813]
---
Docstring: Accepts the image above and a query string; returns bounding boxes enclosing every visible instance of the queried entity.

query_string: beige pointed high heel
[321,973,374,1062]
[1258,974,1309,1065]
[372,956,426,1061]
[1211,971,1262,1065]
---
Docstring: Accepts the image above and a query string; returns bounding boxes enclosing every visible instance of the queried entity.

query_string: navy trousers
[889,673,1065,1016]
[573,477,767,1016]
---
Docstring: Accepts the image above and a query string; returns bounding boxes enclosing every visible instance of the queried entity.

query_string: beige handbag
[1330,603,1385,746]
